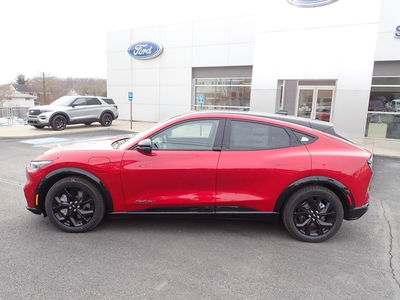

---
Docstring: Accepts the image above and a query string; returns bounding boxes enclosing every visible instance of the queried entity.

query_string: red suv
[24,111,373,242]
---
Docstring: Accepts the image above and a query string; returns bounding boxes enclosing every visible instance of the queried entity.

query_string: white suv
[388,99,400,112]
[27,96,119,130]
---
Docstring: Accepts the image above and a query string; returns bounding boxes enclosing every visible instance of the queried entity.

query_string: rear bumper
[347,203,369,220]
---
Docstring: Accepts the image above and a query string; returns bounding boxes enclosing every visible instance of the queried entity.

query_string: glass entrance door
[297,87,334,122]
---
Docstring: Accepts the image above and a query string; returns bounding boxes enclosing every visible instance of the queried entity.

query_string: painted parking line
[20,137,69,145]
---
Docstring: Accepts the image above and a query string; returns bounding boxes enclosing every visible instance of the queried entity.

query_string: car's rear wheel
[45,177,105,233]
[51,115,67,130]
[283,186,343,243]
[100,113,113,127]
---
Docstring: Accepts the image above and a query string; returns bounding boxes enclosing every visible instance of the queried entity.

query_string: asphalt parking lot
[0,127,399,299]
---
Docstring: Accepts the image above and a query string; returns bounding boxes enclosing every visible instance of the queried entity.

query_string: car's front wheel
[283,186,343,243]
[45,177,105,233]
[51,115,67,130]
[100,113,113,127]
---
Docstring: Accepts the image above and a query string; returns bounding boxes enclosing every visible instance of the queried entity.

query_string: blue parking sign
[198,94,205,105]
[128,92,133,101]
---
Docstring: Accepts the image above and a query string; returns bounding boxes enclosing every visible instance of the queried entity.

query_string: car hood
[29,105,67,111]
[43,137,121,156]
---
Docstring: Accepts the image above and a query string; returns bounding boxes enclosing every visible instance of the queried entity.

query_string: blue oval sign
[127,41,163,60]
[287,0,338,7]
[395,25,400,39]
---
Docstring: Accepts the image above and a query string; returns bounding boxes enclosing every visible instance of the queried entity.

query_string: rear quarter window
[293,131,318,145]
[102,98,115,105]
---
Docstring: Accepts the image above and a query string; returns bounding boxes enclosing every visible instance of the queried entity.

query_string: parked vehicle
[26,96,118,130]
[24,111,373,242]
[387,99,400,112]
[368,99,387,111]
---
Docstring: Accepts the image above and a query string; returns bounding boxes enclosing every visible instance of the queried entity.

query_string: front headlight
[28,161,53,171]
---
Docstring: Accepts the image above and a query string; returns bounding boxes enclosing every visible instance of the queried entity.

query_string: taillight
[114,105,118,110]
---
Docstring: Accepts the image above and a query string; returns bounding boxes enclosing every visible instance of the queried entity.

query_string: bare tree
[34,71,52,104]
[0,84,11,107]
[29,75,107,103]
[0,84,12,118]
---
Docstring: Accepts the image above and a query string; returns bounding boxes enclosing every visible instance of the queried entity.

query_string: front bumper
[27,115,51,126]
[26,206,42,215]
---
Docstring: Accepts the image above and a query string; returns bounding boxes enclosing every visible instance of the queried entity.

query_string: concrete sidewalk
[0,120,154,139]
[0,119,399,158]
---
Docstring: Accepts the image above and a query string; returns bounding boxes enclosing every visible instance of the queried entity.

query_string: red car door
[120,119,223,212]
[216,119,311,213]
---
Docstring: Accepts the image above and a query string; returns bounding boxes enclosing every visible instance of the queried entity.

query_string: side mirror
[137,138,152,154]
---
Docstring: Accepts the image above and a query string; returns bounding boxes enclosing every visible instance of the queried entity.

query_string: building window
[366,77,400,139]
[194,78,251,111]
[280,80,336,122]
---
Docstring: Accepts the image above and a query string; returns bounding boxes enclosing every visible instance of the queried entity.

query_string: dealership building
[106,0,400,143]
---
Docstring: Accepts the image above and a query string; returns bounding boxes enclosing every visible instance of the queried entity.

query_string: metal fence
[0,107,29,126]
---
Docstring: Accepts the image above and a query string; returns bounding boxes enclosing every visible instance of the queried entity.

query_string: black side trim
[35,167,114,215]
[123,206,214,213]
[109,205,279,222]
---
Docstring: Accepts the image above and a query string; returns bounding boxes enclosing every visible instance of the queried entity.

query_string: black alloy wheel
[51,114,67,130]
[45,177,105,233]
[100,113,112,126]
[283,186,343,243]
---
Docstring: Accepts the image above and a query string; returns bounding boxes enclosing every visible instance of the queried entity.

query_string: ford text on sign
[127,41,163,60]
[287,0,338,7]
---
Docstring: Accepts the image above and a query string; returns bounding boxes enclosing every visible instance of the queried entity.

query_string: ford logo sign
[395,25,400,39]
[127,41,163,60]
[287,0,338,7]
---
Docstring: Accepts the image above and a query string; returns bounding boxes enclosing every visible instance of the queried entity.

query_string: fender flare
[35,167,114,216]
[100,110,115,119]
[273,176,354,220]
[49,112,70,124]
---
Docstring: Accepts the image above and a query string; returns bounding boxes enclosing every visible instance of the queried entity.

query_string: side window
[229,120,290,150]
[72,98,87,106]
[151,119,220,150]
[87,98,102,105]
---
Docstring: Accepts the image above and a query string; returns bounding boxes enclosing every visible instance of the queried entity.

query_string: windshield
[50,96,77,106]
[117,117,178,150]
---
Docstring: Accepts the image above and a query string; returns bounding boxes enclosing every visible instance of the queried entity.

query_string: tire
[51,115,67,130]
[45,177,105,233]
[100,113,112,127]
[282,186,343,243]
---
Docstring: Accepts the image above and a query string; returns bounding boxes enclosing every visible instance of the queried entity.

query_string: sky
[0,0,259,85]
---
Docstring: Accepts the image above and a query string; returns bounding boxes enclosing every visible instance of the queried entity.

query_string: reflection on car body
[24,111,373,242]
